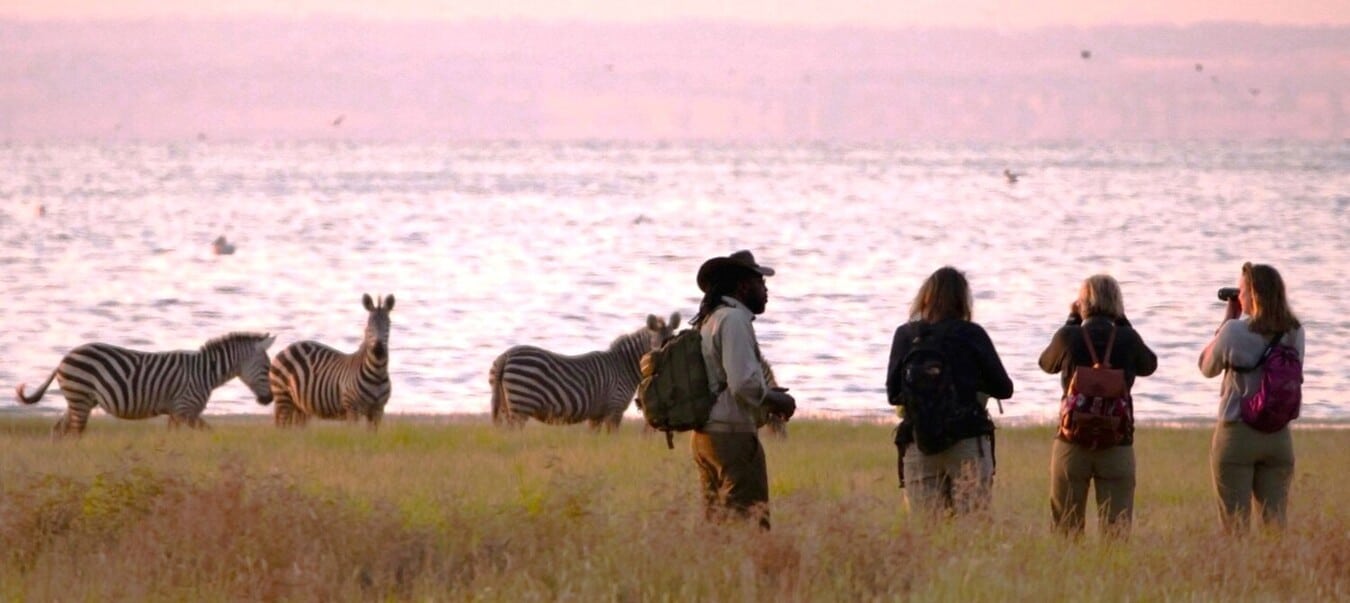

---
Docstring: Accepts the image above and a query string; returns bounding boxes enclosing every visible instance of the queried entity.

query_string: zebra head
[644,312,681,351]
[362,293,395,360]
[207,332,276,405]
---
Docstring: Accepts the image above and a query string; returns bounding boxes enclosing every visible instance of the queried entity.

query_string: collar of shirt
[719,296,754,320]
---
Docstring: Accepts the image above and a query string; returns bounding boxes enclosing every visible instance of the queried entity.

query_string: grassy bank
[1,416,1347,601]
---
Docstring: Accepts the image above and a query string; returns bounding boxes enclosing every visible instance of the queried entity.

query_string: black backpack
[896,324,985,455]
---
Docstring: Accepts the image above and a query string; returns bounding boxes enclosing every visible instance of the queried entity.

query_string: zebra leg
[56,404,93,438]
[273,391,299,428]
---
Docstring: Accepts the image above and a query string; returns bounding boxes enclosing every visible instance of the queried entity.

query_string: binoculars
[1217,287,1239,302]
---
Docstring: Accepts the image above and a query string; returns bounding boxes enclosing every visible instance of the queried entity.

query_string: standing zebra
[269,294,394,429]
[491,313,679,431]
[15,332,276,436]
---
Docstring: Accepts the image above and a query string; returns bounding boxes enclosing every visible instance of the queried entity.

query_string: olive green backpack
[637,329,716,449]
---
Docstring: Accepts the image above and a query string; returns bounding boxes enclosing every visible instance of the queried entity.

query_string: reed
[1,416,1346,601]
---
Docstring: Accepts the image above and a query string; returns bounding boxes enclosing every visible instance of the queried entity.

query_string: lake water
[1,141,1347,425]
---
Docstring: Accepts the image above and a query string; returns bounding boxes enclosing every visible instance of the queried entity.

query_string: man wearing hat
[690,250,796,530]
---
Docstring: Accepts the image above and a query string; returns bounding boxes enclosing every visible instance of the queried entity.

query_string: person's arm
[1198,322,1232,378]
[719,312,768,407]
[970,324,1015,400]
[885,324,910,404]
[1038,326,1072,374]
[1040,302,1082,374]
[1199,299,1242,378]
[1131,329,1158,377]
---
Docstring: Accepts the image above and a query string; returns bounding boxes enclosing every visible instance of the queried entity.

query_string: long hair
[1243,262,1300,336]
[691,274,743,328]
[910,266,972,323]
[1076,274,1125,319]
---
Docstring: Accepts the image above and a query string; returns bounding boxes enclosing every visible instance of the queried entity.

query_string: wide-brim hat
[697,250,775,293]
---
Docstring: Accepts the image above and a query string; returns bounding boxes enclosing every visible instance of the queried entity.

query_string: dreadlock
[691,271,747,328]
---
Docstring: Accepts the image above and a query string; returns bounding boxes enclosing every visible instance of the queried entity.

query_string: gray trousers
[901,435,994,517]
[1211,421,1294,532]
[1049,438,1135,537]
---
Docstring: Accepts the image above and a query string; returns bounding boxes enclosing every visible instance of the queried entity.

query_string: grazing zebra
[490,312,679,431]
[15,332,276,437]
[269,293,394,429]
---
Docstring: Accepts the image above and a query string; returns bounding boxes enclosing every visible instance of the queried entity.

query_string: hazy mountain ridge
[1,19,1346,140]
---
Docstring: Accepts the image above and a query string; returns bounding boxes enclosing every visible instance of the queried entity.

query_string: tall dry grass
[1,415,1347,601]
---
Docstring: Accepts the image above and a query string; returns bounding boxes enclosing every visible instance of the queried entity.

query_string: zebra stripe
[491,313,678,430]
[15,332,276,437]
[270,293,394,429]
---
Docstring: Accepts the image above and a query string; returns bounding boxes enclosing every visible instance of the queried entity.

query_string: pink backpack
[1238,332,1303,433]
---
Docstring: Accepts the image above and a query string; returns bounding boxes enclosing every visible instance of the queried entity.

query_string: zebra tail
[489,352,508,424]
[16,368,58,404]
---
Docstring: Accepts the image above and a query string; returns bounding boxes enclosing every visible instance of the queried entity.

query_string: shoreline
[3,408,1349,430]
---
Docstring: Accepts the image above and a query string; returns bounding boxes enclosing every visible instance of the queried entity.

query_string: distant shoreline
[3,408,1347,429]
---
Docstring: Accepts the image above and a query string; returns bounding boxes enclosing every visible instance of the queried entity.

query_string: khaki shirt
[699,297,768,432]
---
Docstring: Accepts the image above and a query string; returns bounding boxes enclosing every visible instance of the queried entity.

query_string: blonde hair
[1076,274,1125,319]
[1243,262,1300,336]
[910,266,972,322]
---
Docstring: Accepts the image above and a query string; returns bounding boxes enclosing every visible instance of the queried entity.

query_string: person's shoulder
[950,319,993,340]
[892,319,920,337]
[1218,318,1252,337]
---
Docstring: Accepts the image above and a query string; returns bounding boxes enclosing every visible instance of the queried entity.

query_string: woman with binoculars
[1199,262,1305,533]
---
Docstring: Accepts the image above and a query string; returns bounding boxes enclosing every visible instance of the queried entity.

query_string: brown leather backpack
[1058,325,1131,449]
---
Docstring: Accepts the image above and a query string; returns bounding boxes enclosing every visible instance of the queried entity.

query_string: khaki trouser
[901,435,994,517]
[1049,438,1135,537]
[692,431,770,530]
[1211,421,1294,533]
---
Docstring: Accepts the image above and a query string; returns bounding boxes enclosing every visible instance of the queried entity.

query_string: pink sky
[5,0,1349,28]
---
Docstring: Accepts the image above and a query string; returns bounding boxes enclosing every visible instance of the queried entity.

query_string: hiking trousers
[1049,438,1135,537]
[1211,421,1294,533]
[902,434,993,516]
[692,431,770,529]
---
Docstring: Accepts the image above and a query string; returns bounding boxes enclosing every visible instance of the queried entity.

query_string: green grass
[1,415,1347,601]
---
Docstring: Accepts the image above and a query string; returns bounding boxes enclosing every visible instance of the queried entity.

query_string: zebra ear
[646,314,661,331]
[384,294,395,311]
[363,294,375,312]
[669,312,681,330]
[259,334,276,350]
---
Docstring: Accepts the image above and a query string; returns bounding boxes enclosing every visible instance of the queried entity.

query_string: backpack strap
[1080,323,1118,368]
[1235,331,1286,373]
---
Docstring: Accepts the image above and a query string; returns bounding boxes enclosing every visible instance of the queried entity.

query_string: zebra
[490,312,679,431]
[15,332,276,437]
[269,293,394,429]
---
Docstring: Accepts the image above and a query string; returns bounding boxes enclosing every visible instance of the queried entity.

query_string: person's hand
[1066,301,1083,326]
[1224,297,1242,321]
[764,388,796,421]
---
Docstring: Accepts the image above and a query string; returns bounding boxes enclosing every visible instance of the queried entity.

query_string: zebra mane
[607,328,644,350]
[200,331,272,351]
